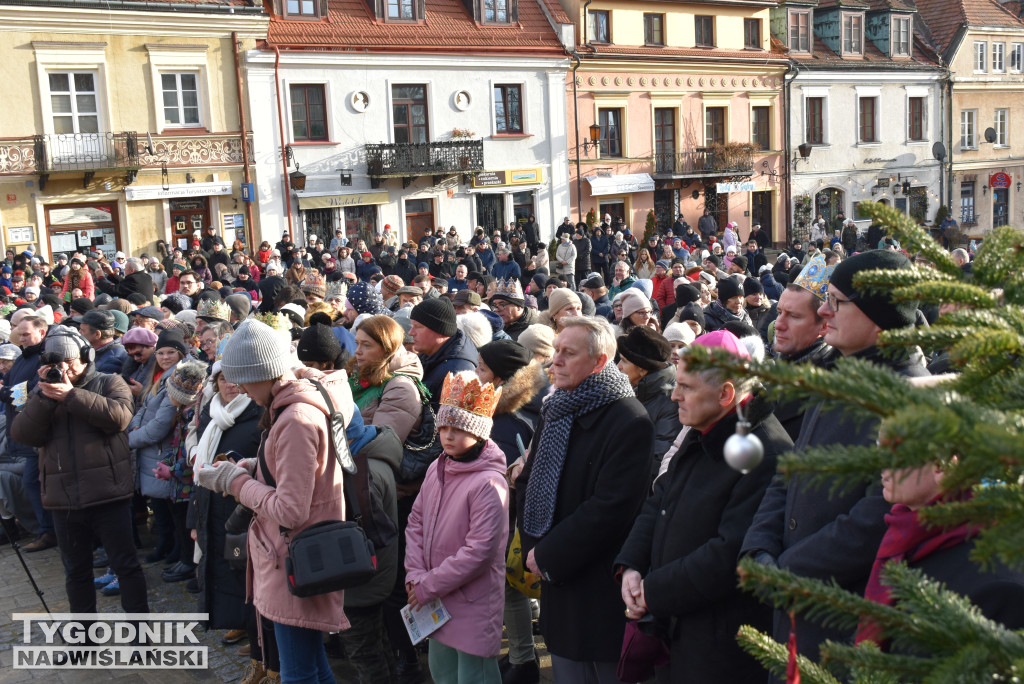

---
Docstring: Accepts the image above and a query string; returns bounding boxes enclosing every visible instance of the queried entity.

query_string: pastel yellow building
[559,0,789,241]
[0,0,267,261]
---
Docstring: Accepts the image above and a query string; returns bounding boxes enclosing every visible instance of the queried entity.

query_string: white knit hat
[220,319,291,385]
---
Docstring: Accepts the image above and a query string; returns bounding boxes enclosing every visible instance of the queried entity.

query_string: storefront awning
[297,192,389,210]
[585,173,655,197]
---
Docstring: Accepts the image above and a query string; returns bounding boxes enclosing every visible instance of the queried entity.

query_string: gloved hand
[195,461,248,495]
[153,462,171,481]
[234,458,257,475]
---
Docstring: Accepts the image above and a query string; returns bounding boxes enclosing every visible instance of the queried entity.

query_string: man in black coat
[516,317,653,683]
[742,250,929,664]
[572,225,591,287]
[617,330,792,683]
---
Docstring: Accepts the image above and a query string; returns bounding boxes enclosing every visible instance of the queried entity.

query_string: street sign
[715,181,756,193]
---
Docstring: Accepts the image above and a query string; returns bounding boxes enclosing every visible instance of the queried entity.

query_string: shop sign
[715,181,756,193]
[473,168,543,188]
[49,206,113,225]
[297,192,389,210]
[990,172,1011,188]
[124,182,232,201]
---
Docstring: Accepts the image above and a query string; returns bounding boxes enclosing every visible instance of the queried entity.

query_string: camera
[40,351,65,384]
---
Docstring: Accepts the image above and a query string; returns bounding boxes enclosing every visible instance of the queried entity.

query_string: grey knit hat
[220,319,290,384]
[166,360,207,406]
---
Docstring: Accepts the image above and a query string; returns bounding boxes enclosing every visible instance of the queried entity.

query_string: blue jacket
[128,363,180,499]
[448,278,469,292]
[95,341,128,375]
[477,248,496,273]
[332,325,357,354]
[419,331,477,413]
[356,259,382,282]
[0,341,43,460]
[491,260,521,282]
[590,235,610,265]
[760,272,784,301]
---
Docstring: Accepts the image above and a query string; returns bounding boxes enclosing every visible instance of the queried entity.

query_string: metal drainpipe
[946,66,955,209]
[571,53,583,222]
[783,61,798,245]
[233,32,257,251]
[582,0,592,49]
[272,46,295,240]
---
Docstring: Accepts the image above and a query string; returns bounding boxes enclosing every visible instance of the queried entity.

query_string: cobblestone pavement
[0,527,553,683]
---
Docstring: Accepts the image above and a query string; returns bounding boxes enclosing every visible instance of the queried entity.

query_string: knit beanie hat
[70,297,94,316]
[411,297,457,337]
[663,322,696,346]
[616,326,671,372]
[381,274,404,300]
[675,282,700,305]
[347,281,388,316]
[578,292,596,317]
[155,328,188,358]
[297,323,342,364]
[732,255,749,272]
[517,324,554,361]
[705,254,721,268]
[717,276,743,302]
[436,371,501,442]
[225,293,251,320]
[478,340,532,382]
[655,259,671,272]
[43,327,90,361]
[619,290,651,319]
[161,292,192,314]
[166,360,207,405]
[0,343,21,362]
[829,250,916,331]
[220,319,291,385]
[110,309,130,334]
[743,277,764,296]
[547,288,581,316]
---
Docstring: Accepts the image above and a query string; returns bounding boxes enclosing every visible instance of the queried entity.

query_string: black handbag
[223,503,254,571]
[258,379,378,597]
[397,379,443,483]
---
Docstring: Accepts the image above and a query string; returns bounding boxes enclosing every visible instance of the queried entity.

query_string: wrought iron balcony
[34,132,140,173]
[960,213,978,227]
[366,139,484,187]
[652,146,754,177]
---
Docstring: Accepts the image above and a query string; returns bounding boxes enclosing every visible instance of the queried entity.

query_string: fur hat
[436,371,501,442]
[616,326,671,372]
[166,360,207,405]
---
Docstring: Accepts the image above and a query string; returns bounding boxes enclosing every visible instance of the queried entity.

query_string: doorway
[599,199,626,228]
[703,185,727,234]
[814,187,845,225]
[476,194,504,234]
[405,198,435,244]
[169,197,209,251]
[751,190,773,243]
[993,188,1009,227]
[302,208,336,247]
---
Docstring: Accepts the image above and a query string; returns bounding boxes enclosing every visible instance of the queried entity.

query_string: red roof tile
[266,0,567,53]
[865,0,916,11]
[536,0,570,26]
[916,0,1024,55]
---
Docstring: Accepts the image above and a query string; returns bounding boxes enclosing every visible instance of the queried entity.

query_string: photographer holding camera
[11,326,149,615]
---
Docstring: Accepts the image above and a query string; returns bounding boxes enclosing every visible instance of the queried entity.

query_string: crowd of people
[0,213,1021,684]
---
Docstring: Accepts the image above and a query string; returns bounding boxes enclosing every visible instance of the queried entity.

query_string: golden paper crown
[440,371,501,418]
[197,298,231,321]
[492,277,524,303]
[793,252,836,302]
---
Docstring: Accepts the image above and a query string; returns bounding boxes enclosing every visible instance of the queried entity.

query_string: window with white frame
[1012,43,1024,72]
[892,16,910,56]
[789,10,810,52]
[961,109,977,149]
[974,42,987,72]
[161,72,200,128]
[493,84,523,134]
[995,108,1009,146]
[993,42,1006,73]
[843,14,863,55]
[48,71,100,134]
[858,96,878,142]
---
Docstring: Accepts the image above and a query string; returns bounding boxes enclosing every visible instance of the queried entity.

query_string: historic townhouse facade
[559,0,789,243]
[774,0,944,243]
[246,0,572,246]
[917,0,1024,236]
[0,0,267,258]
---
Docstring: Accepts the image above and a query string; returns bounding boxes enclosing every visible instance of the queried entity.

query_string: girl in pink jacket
[405,371,510,683]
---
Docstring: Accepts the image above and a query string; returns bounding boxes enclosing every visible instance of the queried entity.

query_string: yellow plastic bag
[505,528,542,599]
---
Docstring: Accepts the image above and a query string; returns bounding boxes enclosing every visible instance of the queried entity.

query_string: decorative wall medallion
[601,76,609,86]
[742,78,748,87]
[709,78,716,87]
[619,77,627,86]
[699,77,705,86]
[651,77,658,87]
[350,91,370,112]
[577,76,584,85]
[731,78,737,87]
[588,76,596,85]
[453,90,472,111]
[677,77,684,86]
[751,78,759,88]
[687,77,693,86]
[639,77,647,86]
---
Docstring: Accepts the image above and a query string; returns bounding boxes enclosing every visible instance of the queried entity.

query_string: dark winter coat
[760,272,784,300]
[703,299,753,332]
[590,234,610,266]
[191,399,263,629]
[573,236,592,275]
[419,331,477,413]
[772,338,839,440]
[523,220,540,248]
[490,362,546,467]
[516,395,654,662]
[12,368,134,510]
[741,344,929,659]
[1,341,44,462]
[393,258,417,285]
[633,365,681,474]
[116,271,156,302]
[503,306,539,342]
[356,259,382,282]
[94,341,128,375]
[616,393,791,683]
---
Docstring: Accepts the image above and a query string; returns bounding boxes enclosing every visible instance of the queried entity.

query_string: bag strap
[310,379,357,474]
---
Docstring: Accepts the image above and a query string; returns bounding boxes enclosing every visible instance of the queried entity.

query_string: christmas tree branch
[735,625,842,684]
[857,202,959,276]
[818,641,927,682]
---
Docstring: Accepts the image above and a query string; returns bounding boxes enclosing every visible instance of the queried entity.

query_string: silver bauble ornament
[724,431,764,474]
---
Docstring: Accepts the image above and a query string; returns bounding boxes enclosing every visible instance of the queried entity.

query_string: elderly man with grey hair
[951,247,972,276]
[491,246,522,282]
[515,316,653,683]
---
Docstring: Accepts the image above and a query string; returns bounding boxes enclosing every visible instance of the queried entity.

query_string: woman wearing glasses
[616,289,659,336]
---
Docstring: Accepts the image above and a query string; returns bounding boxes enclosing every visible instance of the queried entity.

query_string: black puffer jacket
[633,364,681,475]
[12,367,134,510]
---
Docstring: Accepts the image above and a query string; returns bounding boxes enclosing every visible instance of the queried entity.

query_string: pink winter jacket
[405,440,509,658]
[228,368,352,633]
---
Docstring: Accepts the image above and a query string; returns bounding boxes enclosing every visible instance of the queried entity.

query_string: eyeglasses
[825,292,858,313]
[633,310,654,319]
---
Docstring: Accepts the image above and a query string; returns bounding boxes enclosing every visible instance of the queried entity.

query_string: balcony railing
[366,139,485,181]
[652,147,755,176]
[34,132,140,173]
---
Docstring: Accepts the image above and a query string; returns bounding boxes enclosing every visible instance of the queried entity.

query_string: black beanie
[679,302,706,331]
[675,282,700,305]
[155,328,188,358]
[71,297,95,315]
[616,326,671,372]
[410,297,457,337]
[828,250,916,330]
[297,323,343,364]
[478,340,532,382]
[705,254,721,268]
[732,255,748,272]
[717,276,743,302]
[743,277,764,296]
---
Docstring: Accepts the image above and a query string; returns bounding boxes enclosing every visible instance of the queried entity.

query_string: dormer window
[483,0,509,23]
[387,0,418,21]
[842,13,863,55]
[892,16,910,57]
[789,10,810,53]
[284,0,320,19]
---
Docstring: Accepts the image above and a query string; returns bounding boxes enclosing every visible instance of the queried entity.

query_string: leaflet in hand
[401,598,451,646]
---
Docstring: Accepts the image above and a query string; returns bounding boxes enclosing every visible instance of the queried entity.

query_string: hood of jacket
[494,361,546,417]
[442,439,507,478]
[388,346,424,380]
[269,368,354,426]
[359,423,403,472]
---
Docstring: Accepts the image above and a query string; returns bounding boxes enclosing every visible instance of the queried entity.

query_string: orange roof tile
[536,0,570,26]
[266,0,567,54]
[916,0,1024,56]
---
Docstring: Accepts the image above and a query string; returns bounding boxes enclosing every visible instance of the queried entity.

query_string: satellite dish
[984,127,997,144]
[932,141,946,161]
[146,132,156,156]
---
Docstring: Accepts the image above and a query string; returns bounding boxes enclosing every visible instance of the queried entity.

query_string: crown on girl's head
[440,371,501,418]
[793,253,836,302]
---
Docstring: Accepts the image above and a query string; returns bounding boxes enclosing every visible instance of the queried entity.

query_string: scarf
[522,363,635,537]
[856,496,977,646]
[192,393,252,468]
